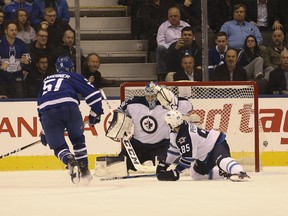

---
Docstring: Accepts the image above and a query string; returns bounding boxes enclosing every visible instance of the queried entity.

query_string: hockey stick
[0,119,92,160]
[0,120,90,160]
[122,135,156,173]
[183,115,201,124]
[99,88,114,115]
[100,173,157,181]
[0,140,41,159]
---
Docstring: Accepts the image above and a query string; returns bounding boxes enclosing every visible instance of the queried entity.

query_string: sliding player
[106,82,193,172]
[38,56,103,184]
[156,110,250,182]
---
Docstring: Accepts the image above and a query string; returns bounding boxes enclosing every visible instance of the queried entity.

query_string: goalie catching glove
[148,81,178,110]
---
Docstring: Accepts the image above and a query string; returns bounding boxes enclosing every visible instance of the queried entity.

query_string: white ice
[0,167,288,216]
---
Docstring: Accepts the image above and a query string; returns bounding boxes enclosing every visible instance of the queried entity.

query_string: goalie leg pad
[94,156,127,177]
[106,112,134,140]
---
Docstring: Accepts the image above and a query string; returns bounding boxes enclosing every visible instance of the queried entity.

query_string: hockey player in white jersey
[156,110,250,182]
[107,82,193,171]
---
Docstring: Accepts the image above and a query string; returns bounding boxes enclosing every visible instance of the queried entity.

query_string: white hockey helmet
[164,110,184,130]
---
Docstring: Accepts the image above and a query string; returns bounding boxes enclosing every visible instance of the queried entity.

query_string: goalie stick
[0,140,41,159]
[100,173,156,181]
[122,135,156,172]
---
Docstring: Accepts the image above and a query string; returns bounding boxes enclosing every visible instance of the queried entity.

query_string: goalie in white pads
[156,110,250,182]
[107,82,193,171]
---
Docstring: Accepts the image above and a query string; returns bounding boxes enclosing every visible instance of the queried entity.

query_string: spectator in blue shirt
[220,3,263,50]
[4,0,32,21]
[0,21,31,98]
[31,0,70,27]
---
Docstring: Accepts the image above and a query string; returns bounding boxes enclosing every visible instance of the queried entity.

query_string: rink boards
[0,97,288,170]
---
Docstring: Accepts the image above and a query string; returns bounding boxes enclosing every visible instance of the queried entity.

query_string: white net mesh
[121,81,260,172]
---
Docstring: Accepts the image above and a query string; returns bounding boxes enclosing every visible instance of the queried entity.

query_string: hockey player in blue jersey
[156,110,250,182]
[38,56,103,184]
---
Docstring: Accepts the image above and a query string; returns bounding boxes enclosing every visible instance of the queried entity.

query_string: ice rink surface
[1,167,288,216]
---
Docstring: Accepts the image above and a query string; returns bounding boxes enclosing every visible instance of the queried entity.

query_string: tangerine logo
[140,116,157,134]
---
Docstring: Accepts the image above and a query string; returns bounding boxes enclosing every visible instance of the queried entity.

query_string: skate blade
[70,166,80,184]
[229,175,251,182]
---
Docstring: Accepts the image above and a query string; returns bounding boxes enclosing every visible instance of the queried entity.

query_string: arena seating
[68,0,157,97]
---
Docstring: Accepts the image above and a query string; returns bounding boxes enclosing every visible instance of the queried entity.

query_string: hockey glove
[89,111,101,125]
[157,170,180,181]
[156,161,170,174]
[40,130,48,146]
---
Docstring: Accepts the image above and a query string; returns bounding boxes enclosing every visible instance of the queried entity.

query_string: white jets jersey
[166,121,225,171]
[118,96,192,144]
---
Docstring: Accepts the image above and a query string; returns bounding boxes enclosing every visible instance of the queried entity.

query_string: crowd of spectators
[1,0,288,98]
[0,1,73,98]
[121,0,288,94]
[0,0,112,99]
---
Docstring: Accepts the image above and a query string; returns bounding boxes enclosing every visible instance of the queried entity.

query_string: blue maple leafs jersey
[37,72,103,116]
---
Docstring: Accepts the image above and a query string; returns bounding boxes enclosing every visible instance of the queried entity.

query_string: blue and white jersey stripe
[38,72,103,116]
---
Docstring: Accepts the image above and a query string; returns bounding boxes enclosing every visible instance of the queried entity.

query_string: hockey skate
[79,161,93,183]
[219,169,232,179]
[229,172,251,182]
[67,154,80,184]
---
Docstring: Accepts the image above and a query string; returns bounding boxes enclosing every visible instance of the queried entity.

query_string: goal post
[120,81,261,172]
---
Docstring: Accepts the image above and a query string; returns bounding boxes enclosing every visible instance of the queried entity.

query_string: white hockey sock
[219,157,244,174]
[208,166,224,179]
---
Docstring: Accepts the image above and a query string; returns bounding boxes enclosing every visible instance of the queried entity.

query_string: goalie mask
[145,82,157,110]
[164,110,184,130]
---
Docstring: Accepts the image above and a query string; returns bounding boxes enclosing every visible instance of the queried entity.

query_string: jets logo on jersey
[178,136,186,144]
[140,115,157,134]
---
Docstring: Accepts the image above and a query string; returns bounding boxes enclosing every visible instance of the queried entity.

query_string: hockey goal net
[120,81,262,172]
